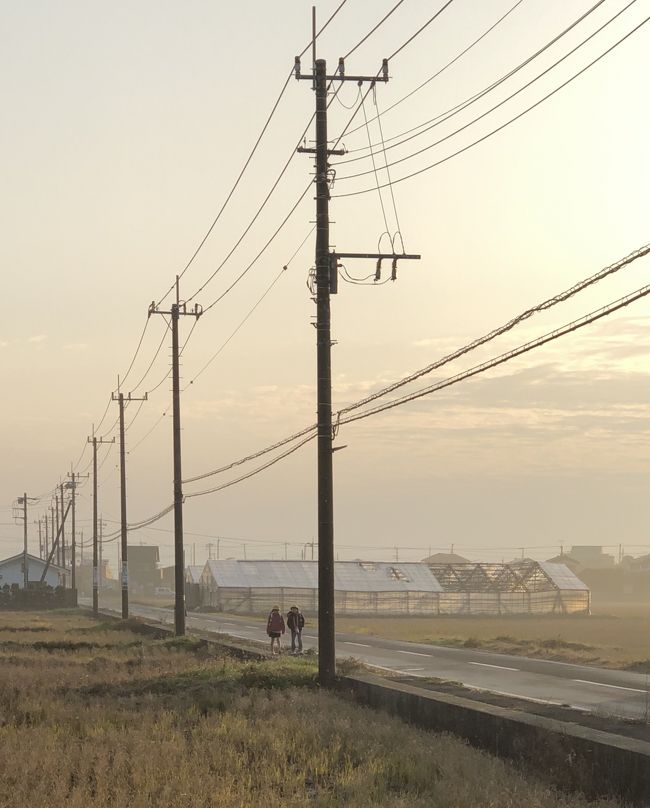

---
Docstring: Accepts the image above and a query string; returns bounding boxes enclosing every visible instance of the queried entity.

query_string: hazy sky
[1,0,649,569]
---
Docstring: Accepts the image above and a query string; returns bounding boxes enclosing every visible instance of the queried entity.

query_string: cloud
[0,341,8,348]
[27,334,47,344]
[64,342,88,351]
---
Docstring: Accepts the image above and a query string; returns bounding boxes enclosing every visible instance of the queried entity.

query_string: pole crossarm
[294,56,389,84]
[331,252,421,260]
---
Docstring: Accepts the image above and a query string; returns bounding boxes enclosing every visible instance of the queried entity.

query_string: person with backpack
[286,605,305,654]
[266,606,285,655]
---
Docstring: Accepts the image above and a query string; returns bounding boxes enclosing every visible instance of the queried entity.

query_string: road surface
[85,599,650,721]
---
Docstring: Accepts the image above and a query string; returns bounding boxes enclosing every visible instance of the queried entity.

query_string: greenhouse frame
[198,559,589,616]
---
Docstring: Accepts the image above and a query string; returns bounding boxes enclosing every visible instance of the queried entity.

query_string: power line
[155,0,351,307]
[184,243,649,486]
[339,283,650,425]
[343,0,408,59]
[334,11,650,195]
[111,279,650,535]
[339,0,526,142]
[337,0,607,163]
[387,0,456,61]
[339,243,650,416]
[338,0,636,179]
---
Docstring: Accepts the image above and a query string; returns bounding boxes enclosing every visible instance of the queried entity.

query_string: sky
[1,0,649,570]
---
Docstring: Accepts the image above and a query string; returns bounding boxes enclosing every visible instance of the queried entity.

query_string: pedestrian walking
[266,606,285,655]
[287,605,305,654]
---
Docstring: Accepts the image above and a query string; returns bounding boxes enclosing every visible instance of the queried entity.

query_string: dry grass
[333,602,650,671]
[0,610,625,807]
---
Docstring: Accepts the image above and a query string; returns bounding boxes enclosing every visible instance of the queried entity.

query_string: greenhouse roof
[204,560,443,593]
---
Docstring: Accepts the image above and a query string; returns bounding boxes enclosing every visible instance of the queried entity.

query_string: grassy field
[0,610,626,807]
[334,602,650,671]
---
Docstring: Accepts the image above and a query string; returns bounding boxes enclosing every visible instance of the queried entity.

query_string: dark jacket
[287,610,305,632]
[267,610,285,635]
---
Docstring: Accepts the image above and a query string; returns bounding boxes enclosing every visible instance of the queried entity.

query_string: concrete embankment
[341,672,650,806]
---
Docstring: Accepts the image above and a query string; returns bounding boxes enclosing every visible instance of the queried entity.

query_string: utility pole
[55,496,60,567]
[66,471,87,593]
[50,507,55,565]
[21,493,27,587]
[99,518,103,590]
[37,519,43,559]
[149,277,202,636]
[44,516,49,559]
[88,433,115,616]
[59,483,66,579]
[295,41,419,685]
[112,385,148,619]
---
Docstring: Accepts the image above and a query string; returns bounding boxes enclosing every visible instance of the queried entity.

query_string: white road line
[343,641,372,648]
[572,679,647,694]
[468,662,519,672]
[397,650,431,657]
[485,689,562,706]
[402,667,425,672]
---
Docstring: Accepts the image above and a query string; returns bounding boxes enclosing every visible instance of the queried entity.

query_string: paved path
[88,600,650,721]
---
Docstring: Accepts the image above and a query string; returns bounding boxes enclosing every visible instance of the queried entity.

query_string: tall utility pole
[149,277,202,636]
[295,45,419,685]
[21,493,28,587]
[112,387,148,619]
[88,433,115,616]
[44,516,49,559]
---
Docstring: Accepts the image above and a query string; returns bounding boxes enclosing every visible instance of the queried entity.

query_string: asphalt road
[87,600,650,721]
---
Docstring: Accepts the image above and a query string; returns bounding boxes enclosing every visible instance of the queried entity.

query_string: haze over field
[1,0,649,568]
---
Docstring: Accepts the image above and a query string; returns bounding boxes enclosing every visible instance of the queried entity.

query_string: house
[185,565,203,610]
[421,552,470,565]
[0,552,69,589]
[569,546,615,569]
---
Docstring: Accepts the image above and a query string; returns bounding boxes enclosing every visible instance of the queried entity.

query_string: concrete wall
[341,673,650,806]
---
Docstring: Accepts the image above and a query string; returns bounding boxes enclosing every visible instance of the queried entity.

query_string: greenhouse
[198,558,589,616]
[424,560,590,615]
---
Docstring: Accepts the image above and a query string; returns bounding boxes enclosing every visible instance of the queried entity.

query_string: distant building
[0,552,69,589]
[569,546,615,569]
[421,552,470,565]
[185,565,203,610]
[127,545,160,590]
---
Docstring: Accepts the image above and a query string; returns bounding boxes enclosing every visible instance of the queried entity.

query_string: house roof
[185,565,203,584]
[204,560,443,593]
[422,552,470,564]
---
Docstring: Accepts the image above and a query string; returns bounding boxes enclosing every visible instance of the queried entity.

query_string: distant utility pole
[55,496,60,567]
[88,432,115,616]
[59,483,66,579]
[112,385,148,619]
[295,34,420,685]
[148,277,202,636]
[44,516,49,559]
[67,471,88,593]
[36,519,43,559]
